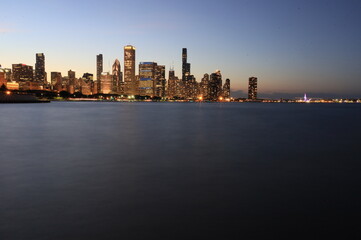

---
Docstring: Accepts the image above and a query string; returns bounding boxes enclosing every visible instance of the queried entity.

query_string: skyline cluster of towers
[0,46,259,100]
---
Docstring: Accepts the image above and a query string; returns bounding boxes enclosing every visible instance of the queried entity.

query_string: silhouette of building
[124,45,136,95]
[35,53,46,84]
[248,77,258,100]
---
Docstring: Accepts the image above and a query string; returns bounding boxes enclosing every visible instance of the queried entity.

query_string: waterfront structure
[124,45,136,95]
[100,72,112,94]
[112,59,123,93]
[209,70,223,101]
[35,53,46,84]
[223,78,231,99]
[96,54,103,93]
[248,77,258,100]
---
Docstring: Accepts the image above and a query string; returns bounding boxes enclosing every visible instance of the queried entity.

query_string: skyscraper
[96,54,103,93]
[223,78,231,99]
[209,70,223,101]
[155,65,166,97]
[182,48,190,81]
[248,77,258,100]
[139,62,157,96]
[112,59,122,93]
[200,73,210,99]
[124,45,136,95]
[181,48,196,99]
[12,64,33,82]
[35,53,45,83]
[100,72,112,94]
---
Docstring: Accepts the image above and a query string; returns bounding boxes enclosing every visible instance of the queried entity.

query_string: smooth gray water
[1,102,360,239]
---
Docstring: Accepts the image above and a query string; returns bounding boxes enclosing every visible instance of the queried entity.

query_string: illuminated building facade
[35,53,46,83]
[51,72,62,92]
[200,73,210,99]
[139,62,157,96]
[209,70,223,101]
[248,77,258,100]
[155,65,166,98]
[167,69,182,98]
[223,78,231,99]
[112,59,123,93]
[124,45,137,95]
[12,64,34,90]
[67,70,76,94]
[100,72,112,94]
[96,54,103,93]
[0,68,7,87]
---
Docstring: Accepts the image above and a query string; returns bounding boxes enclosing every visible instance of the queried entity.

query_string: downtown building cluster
[0,47,232,101]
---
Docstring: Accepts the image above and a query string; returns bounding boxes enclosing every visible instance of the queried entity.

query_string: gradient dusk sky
[1,0,361,98]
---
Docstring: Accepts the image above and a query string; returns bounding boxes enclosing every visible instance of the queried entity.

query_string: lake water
[1,102,360,239]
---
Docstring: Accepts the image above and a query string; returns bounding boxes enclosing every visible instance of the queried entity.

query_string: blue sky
[1,0,361,98]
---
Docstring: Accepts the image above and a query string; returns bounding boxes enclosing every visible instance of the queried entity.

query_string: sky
[1,0,361,98]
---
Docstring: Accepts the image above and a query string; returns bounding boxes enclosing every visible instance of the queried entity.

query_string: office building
[35,53,46,83]
[100,72,112,94]
[248,77,258,100]
[112,59,122,93]
[223,78,231,99]
[96,54,103,93]
[139,62,157,96]
[124,45,136,95]
[209,70,223,101]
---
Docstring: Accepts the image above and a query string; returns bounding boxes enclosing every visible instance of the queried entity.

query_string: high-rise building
[0,69,6,87]
[68,70,76,94]
[96,54,103,93]
[200,73,210,99]
[12,64,33,82]
[100,72,112,94]
[51,72,63,92]
[139,62,157,96]
[209,70,223,101]
[124,45,136,95]
[223,78,231,99]
[35,53,45,83]
[181,48,196,99]
[182,48,191,81]
[248,77,258,100]
[155,65,166,97]
[82,73,93,81]
[112,59,122,93]
[167,69,184,99]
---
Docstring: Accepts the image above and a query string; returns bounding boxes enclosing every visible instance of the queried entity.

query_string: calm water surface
[1,102,360,239]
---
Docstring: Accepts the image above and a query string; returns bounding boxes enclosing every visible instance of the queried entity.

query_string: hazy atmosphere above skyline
[1,0,361,98]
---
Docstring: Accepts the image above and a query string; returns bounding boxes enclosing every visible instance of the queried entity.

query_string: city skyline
[1,0,361,98]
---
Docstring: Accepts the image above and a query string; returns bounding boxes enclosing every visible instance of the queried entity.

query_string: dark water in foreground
[1,102,360,239]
